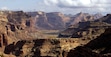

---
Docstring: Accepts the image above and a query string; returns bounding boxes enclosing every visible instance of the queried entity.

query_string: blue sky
[0,0,41,11]
[0,0,111,14]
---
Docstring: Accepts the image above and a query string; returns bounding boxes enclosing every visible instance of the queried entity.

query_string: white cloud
[42,0,111,15]
[44,0,111,8]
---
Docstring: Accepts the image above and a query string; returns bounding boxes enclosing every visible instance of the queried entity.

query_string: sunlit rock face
[0,11,38,48]
[3,39,80,57]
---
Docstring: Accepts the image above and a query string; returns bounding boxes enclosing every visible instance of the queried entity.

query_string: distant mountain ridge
[69,12,102,25]
[27,11,103,30]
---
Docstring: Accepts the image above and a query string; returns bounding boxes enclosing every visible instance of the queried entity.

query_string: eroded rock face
[27,12,102,30]
[3,39,80,57]
[4,39,42,57]
[69,12,95,25]
[96,14,111,24]
[46,12,69,29]
[85,28,111,50]
[58,14,111,38]
[27,12,70,30]
[0,11,37,48]
[0,11,104,57]
[59,22,110,38]
[67,28,111,57]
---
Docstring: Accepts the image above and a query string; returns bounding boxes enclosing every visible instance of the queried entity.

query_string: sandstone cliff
[0,11,38,48]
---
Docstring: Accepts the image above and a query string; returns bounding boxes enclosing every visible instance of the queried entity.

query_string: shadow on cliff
[4,40,26,56]
[4,39,46,57]
[67,28,111,57]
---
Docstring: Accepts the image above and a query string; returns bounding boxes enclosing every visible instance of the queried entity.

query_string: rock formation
[66,12,102,26]
[6,27,111,57]
[27,12,70,30]
[46,12,70,29]
[2,39,80,57]
[95,14,111,24]
[0,11,38,48]
[27,12,102,30]
[58,14,111,38]
[0,10,105,57]
[67,28,111,57]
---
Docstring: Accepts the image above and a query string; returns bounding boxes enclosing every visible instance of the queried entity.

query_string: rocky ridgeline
[58,14,111,39]
[27,12,70,30]
[27,12,102,30]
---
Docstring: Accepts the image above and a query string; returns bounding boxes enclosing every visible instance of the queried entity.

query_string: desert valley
[0,10,111,57]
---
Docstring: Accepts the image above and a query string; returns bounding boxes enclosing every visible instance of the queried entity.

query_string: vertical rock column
[0,34,3,47]
[0,33,8,48]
